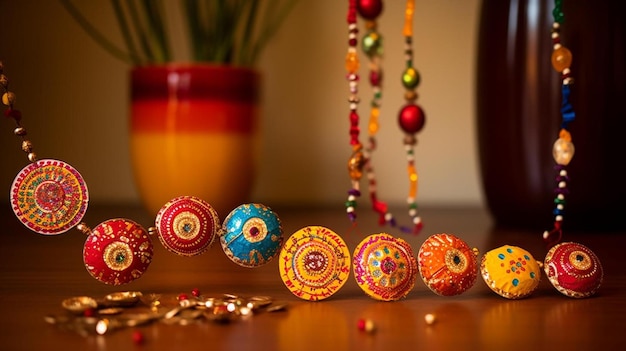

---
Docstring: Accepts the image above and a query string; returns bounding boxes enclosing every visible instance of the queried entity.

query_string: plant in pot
[60,0,299,216]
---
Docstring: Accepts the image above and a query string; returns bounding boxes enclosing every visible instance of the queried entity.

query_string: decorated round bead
[362,31,382,57]
[279,226,351,301]
[552,137,575,165]
[418,233,478,296]
[154,196,220,256]
[401,67,421,89]
[480,245,541,299]
[220,203,283,267]
[356,0,383,20]
[551,46,572,72]
[353,233,418,301]
[10,159,89,235]
[544,242,603,298]
[398,104,426,134]
[83,219,153,285]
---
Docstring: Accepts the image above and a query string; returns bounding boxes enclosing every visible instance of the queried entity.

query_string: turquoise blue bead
[220,203,283,267]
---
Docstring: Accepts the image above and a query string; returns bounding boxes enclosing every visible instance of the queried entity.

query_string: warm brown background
[0,0,481,208]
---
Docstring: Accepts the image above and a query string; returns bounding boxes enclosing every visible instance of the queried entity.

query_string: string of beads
[344,0,425,234]
[543,0,576,247]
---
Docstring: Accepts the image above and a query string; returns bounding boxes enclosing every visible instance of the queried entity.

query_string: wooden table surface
[0,202,624,351]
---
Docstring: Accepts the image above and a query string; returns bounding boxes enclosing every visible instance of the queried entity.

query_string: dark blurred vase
[476,0,626,231]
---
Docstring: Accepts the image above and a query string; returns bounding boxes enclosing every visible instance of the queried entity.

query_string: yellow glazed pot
[130,64,260,217]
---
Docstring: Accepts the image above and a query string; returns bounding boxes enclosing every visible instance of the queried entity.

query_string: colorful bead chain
[543,0,576,247]
[345,0,425,234]
[397,0,425,233]
[345,0,364,223]
[357,0,394,228]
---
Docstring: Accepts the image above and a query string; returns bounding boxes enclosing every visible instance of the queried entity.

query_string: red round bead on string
[357,0,383,20]
[398,104,425,134]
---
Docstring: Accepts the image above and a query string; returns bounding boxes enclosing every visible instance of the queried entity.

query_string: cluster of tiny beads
[543,0,576,246]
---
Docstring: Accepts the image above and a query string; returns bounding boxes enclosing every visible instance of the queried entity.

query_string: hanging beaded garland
[345,0,425,234]
[542,0,576,247]
[1,63,284,285]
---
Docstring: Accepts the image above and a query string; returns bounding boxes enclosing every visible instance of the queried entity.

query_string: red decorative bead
[544,242,603,298]
[83,308,96,317]
[357,0,383,20]
[177,293,188,301]
[132,330,145,345]
[357,318,366,331]
[4,108,21,121]
[191,288,201,297]
[398,104,426,134]
[369,70,382,86]
[350,111,359,124]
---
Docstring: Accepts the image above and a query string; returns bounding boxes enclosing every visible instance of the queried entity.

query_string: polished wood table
[1,203,624,350]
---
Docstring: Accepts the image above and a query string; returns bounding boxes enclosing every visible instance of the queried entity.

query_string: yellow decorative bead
[368,107,380,135]
[345,51,360,74]
[551,46,572,72]
[2,91,16,106]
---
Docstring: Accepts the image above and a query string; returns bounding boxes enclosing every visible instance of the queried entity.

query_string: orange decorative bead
[345,51,360,73]
[551,46,572,72]
[348,149,365,180]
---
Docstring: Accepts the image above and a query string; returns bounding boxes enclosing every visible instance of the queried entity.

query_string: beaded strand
[345,0,364,223]
[397,0,426,234]
[543,0,576,246]
[0,62,37,164]
[357,1,397,228]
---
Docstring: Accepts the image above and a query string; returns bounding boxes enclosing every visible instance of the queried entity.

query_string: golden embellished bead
[551,46,572,72]
[2,91,16,106]
[348,150,365,180]
[77,223,91,234]
[559,128,571,142]
[345,51,360,74]
[14,127,26,136]
[553,137,575,165]
[27,152,37,162]
[0,74,8,87]
[21,140,33,153]
[403,134,417,146]
[404,90,418,102]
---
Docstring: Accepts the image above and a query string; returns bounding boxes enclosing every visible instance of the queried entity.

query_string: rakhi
[345,0,426,234]
[278,228,602,301]
[542,0,576,247]
[1,63,284,285]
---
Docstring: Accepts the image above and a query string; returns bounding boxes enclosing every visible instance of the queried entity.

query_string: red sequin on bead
[398,104,426,134]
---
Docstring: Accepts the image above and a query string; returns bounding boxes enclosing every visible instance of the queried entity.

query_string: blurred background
[0,1,482,210]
